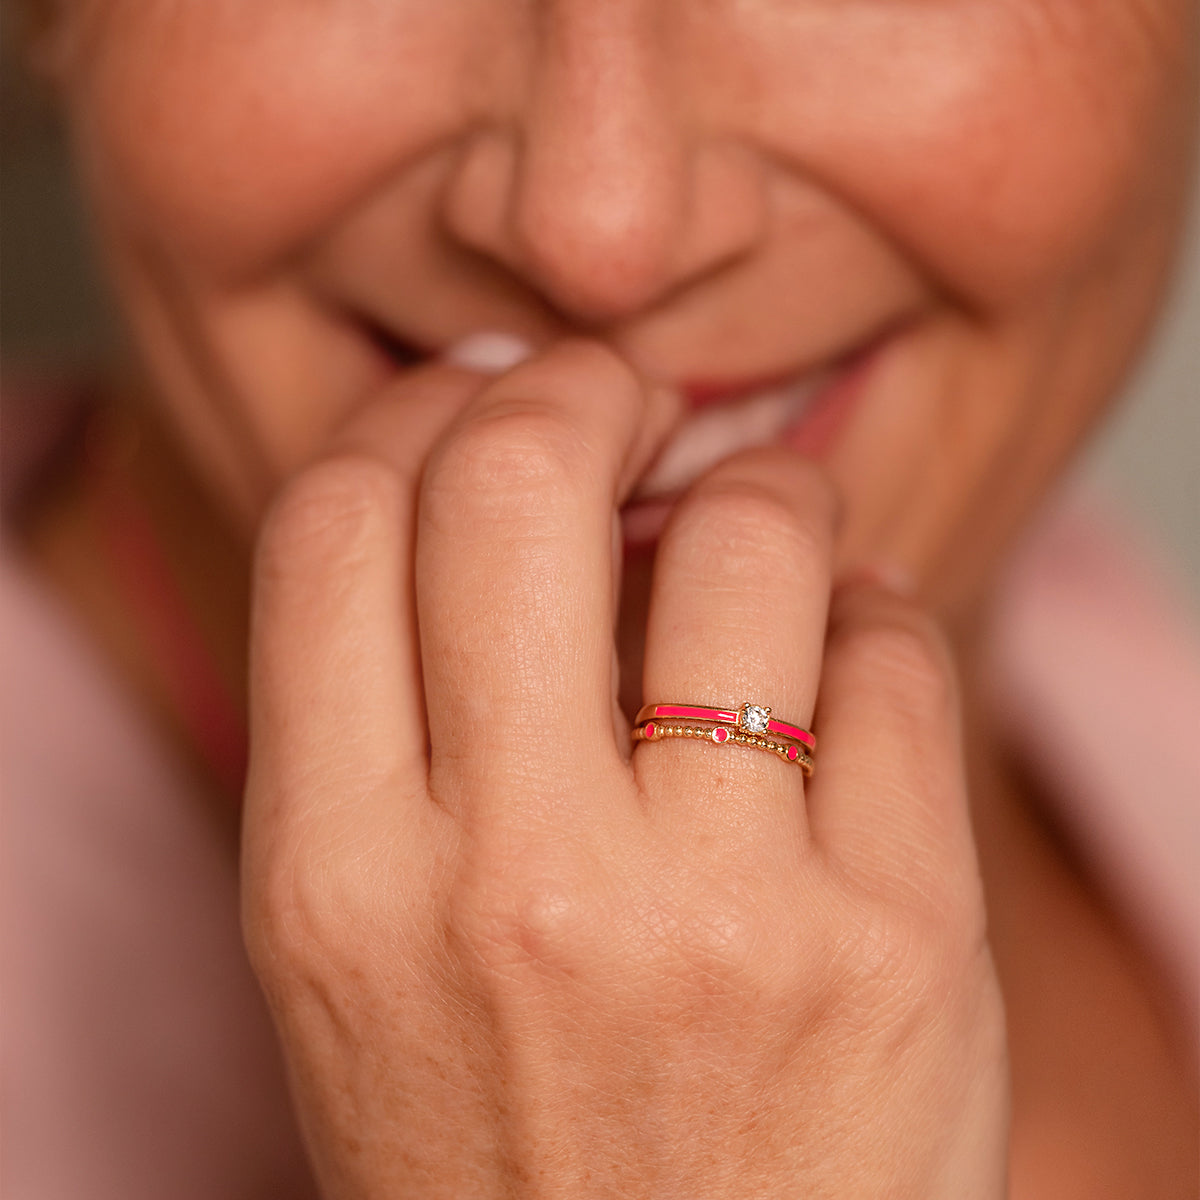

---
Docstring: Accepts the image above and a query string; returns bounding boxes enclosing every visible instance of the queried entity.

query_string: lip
[622,330,892,552]
[352,300,888,431]
[679,367,820,411]
[675,328,881,410]
[348,303,893,545]
[781,333,882,457]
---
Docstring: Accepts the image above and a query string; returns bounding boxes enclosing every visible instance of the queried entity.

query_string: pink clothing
[1,546,315,1199]
[987,491,1200,1016]
[2,474,1196,1194]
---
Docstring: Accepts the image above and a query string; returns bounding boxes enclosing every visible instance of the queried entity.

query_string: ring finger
[637,447,838,850]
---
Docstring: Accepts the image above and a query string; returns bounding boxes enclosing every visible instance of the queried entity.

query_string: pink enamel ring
[633,702,815,752]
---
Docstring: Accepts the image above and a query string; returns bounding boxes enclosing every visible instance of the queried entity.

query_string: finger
[415,339,680,816]
[245,364,483,848]
[806,582,979,903]
[637,448,837,850]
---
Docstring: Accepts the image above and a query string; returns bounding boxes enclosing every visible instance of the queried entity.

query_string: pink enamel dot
[711,727,730,744]
[786,745,799,762]
[644,722,656,740]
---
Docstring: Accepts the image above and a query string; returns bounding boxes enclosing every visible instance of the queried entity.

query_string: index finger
[245,364,483,840]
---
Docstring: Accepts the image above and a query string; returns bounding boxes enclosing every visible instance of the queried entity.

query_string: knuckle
[669,478,827,579]
[423,405,589,528]
[527,338,643,410]
[258,455,402,579]
[837,609,956,710]
[243,801,395,990]
[819,898,1000,1078]
[843,907,947,1022]
[445,863,600,980]
[442,859,806,1023]
[668,894,786,999]
[242,832,334,987]
[845,885,987,1017]
[707,446,838,520]
[901,919,984,1018]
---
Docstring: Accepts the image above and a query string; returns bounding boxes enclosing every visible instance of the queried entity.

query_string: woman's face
[49,0,1198,612]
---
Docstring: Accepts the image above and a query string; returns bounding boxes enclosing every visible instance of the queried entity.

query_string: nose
[442,5,768,325]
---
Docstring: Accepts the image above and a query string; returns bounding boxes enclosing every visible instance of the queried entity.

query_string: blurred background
[3,23,1197,601]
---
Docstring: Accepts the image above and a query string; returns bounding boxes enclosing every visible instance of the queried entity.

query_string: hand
[241,341,1009,1197]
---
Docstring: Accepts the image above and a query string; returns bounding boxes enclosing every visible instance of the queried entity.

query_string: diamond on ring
[739,703,771,734]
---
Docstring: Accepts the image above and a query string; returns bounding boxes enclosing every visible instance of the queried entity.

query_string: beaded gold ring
[632,718,814,778]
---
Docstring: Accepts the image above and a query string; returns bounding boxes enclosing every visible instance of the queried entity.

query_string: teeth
[440,333,830,499]
[634,373,827,499]
[444,331,534,374]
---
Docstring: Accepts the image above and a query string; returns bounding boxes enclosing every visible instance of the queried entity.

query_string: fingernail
[443,331,535,374]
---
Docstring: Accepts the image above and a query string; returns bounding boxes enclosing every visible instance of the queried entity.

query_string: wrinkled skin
[33,0,1200,1194]
[243,344,1008,1195]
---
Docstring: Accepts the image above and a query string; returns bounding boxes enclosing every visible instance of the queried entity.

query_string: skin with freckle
[47,2,1195,608]
[19,0,1200,1196]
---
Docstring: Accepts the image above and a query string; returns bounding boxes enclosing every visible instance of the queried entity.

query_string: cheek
[732,2,1197,306]
[64,6,477,277]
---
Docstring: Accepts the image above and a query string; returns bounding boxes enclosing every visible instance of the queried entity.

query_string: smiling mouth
[353,308,892,516]
[633,332,889,504]
[632,367,835,500]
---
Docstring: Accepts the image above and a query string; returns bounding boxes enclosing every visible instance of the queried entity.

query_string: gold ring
[633,702,814,752]
[632,719,814,777]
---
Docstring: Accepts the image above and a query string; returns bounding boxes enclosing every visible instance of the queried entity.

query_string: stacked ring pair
[632,702,816,777]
